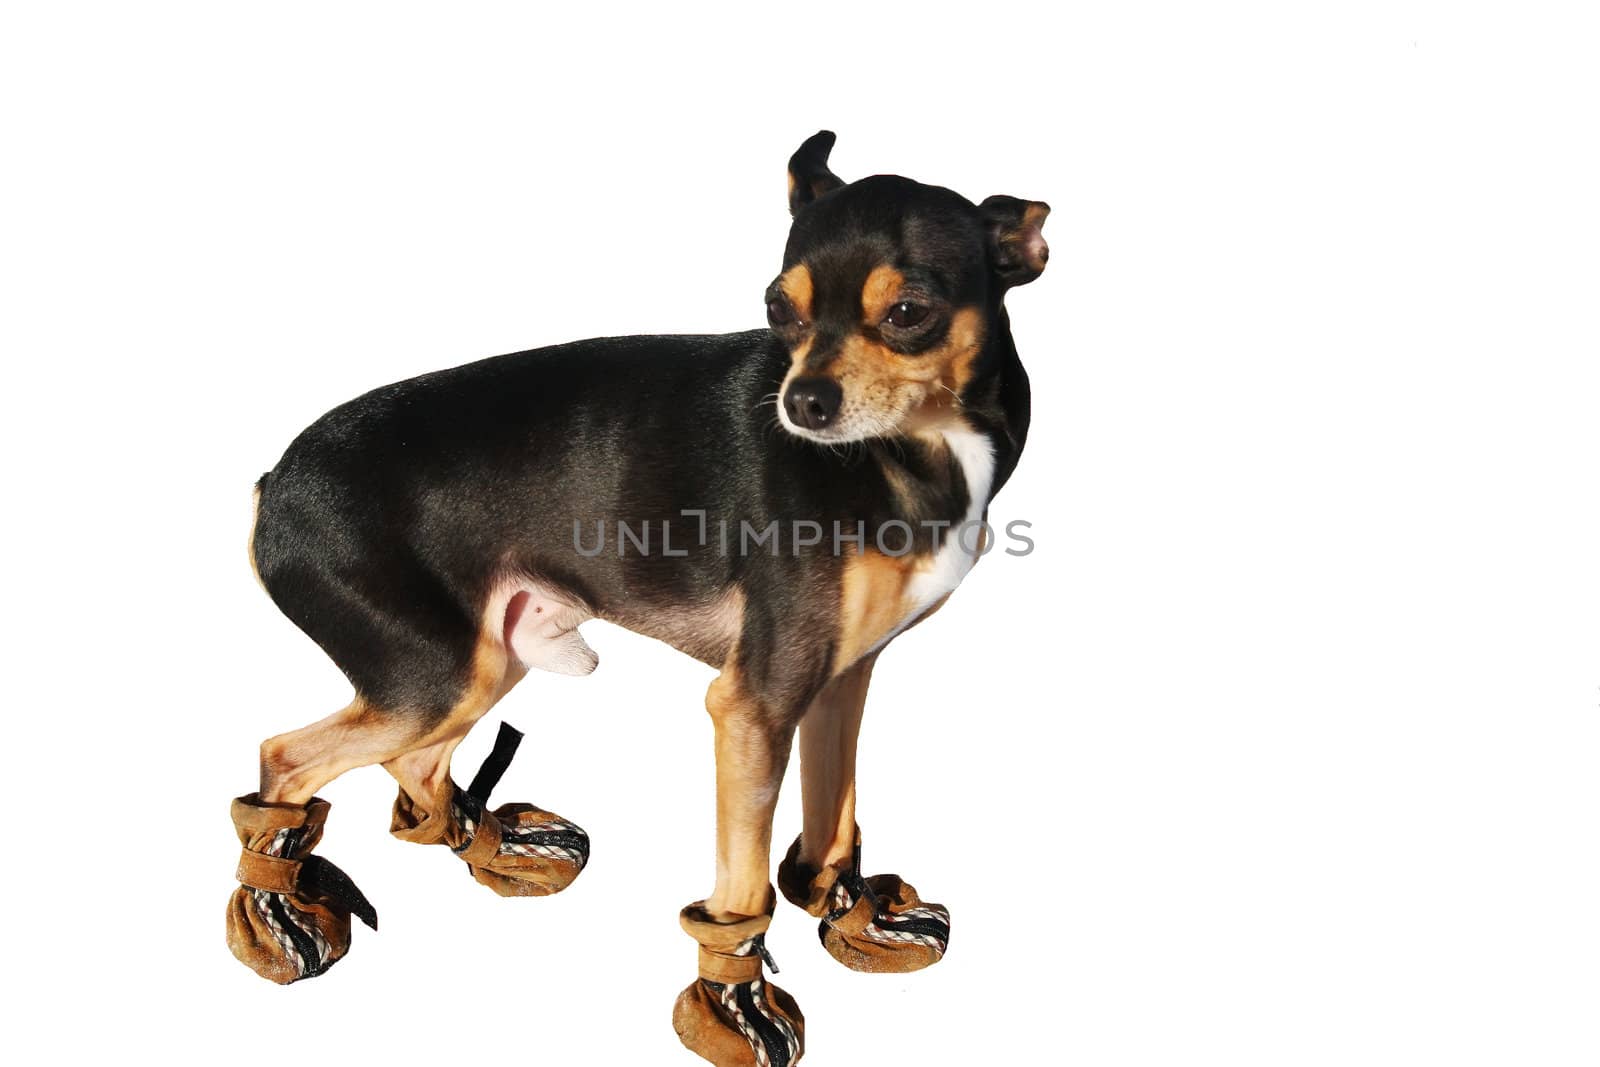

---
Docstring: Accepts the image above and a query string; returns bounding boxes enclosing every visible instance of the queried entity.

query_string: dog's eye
[885,301,929,329]
[767,298,795,327]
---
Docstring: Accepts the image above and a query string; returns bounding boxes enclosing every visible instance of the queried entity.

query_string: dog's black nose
[783,377,843,431]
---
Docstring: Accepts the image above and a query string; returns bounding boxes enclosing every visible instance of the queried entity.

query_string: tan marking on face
[933,306,986,396]
[783,304,986,440]
[861,264,906,324]
[779,263,814,323]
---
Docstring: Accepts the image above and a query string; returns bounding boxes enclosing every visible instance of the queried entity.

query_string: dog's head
[769,130,1048,444]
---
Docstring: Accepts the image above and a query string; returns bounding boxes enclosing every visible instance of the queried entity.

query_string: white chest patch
[869,426,995,655]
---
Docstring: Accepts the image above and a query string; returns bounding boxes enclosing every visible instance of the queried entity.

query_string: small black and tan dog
[227,131,1048,1067]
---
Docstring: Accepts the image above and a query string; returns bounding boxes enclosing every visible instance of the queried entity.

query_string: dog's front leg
[673,667,806,1067]
[705,669,795,917]
[794,654,878,873]
[778,652,952,975]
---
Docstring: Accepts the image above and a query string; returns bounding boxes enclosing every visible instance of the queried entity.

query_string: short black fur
[252,132,1041,725]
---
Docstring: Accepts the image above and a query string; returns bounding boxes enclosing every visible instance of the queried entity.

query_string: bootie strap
[235,850,301,895]
[465,720,524,802]
[698,945,763,985]
[453,796,506,868]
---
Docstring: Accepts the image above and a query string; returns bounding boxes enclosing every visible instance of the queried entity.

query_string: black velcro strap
[466,720,525,804]
[299,855,379,931]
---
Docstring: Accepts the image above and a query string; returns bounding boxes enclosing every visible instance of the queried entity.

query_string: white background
[4,3,1597,1064]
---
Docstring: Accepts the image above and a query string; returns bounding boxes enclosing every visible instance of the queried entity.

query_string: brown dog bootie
[226,793,378,984]
[390,722,588,897]
[673,892,804,1067]
[778,828,949,974]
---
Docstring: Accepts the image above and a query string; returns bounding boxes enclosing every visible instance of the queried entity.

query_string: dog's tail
[246,473,270,591]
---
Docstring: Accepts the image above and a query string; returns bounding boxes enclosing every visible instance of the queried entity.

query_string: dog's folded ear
[788,130,845,216]
[980,194,1051,289]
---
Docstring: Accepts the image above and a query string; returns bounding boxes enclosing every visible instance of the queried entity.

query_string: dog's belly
[484,576,746,675]
[599,588,746,667]
[482,428,993,679]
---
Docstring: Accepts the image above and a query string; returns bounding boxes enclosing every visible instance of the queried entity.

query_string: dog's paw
[391,783,589,897]
[814,871,949,974]
[777,831,949,974]
[675,900,804,1067]
[453,796,590,897]
[226,794,377,984]
[674,975,804,1067]
[389,722,589,897]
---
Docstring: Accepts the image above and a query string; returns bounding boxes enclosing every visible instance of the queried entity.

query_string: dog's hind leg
[226,618,516,984]
[257,699,429,805]
[383,681,590,898]
[776,653,952,974]
[384,587,592,896]
[227,698,437,985]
